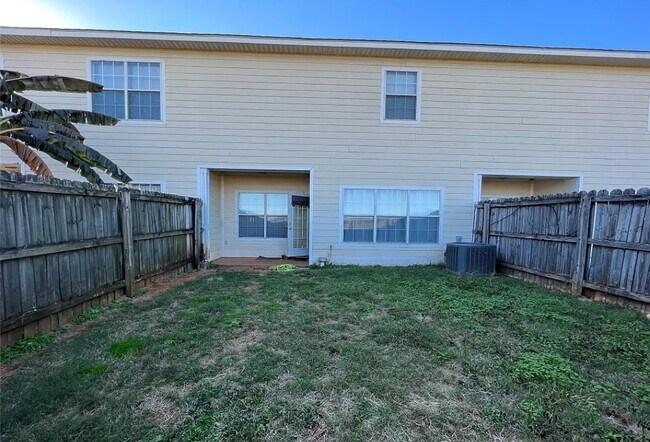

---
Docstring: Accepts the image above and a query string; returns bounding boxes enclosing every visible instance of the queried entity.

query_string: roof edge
[1,27,649,67]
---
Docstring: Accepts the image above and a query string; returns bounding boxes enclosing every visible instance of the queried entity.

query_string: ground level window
[129,182,164,192]
[238,193,288,238]
[342,188,441,244]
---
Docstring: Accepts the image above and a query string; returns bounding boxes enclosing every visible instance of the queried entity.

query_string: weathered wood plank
[572,193,592,294]
[119,188,135,297]
[0,236,124,261]
[488,231,577,243]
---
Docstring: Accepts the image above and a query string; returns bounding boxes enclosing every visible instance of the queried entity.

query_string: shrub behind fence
[0,172,202,346]
[474,188,649,310]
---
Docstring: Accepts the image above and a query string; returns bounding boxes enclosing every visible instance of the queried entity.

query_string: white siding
[2,45,649,265]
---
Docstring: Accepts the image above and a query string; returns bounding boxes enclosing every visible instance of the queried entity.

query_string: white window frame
[236,191,289,241]
[339,185,444,248]
[86,57,166,126]
[128,180,167,192]
[380,67,422,125]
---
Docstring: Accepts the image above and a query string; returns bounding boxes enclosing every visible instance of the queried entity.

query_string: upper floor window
[342,187,441,244]
[91,60,162,121]
[382,69,420,122]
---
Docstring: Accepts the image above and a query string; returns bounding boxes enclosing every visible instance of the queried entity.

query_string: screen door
[288,195,309,257]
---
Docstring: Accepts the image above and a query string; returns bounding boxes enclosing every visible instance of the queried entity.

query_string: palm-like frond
[0,70,28,80]
[1,92,48,113]
[7,114,84,140]
[1,76,103,94]
[0,135,53,178]
[22,127,131,183]
[11,132,104,184]
[20,109,119,127]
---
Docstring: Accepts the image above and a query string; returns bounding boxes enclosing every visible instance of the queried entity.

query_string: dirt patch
[244,282,260,296]
[227,329,262,354]
[278,372,295,387]
[0,364,16,380]
[133,269,219,303]
[54,321,93,343]
[408,392,440,413]
[440,364,470,387]
[139,390,183,428]
[604,410,643,436]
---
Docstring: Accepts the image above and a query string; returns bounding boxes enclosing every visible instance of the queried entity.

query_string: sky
[1,0,649,50]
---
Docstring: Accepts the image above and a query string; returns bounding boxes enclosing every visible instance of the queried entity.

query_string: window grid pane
[386,70,417,95]
[385,96,417,120]
[92,90,125,119]
[127,62,161,91]
[343,216,374,242]
[377,189,407,216]
[377,217,406,243]
[266,216,288,238]
[128,91,161,120]
[409,217,439,243]
[239,215,264,238]
[92,61,125,90]
[239,193,265,215]
[409,190,440,216]
[343,188,374,216]
[267,194,288,216]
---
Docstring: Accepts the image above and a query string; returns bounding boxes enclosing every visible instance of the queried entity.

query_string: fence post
[482,202,491,244]
[193,198,202,268]
[572,192,592,295]
[119,188,135,297]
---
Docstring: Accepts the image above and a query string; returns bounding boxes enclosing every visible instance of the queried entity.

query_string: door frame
[197,164,314,264]
[288,194,310,257]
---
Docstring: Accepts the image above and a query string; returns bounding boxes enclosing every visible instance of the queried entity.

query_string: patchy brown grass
[139,390,184,428]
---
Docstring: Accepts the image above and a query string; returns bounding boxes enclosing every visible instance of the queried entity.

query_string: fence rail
[474,188,650,307]
[0,172,202,345]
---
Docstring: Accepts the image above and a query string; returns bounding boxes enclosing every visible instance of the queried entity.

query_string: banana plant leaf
[1,92,48,113]
[0,135,53,178]
[5,113,85,140]
[10,132,104,184]
[19,109,119,126]
[23,127,132,183]
[1,76,104,94]
[0,70,28,80]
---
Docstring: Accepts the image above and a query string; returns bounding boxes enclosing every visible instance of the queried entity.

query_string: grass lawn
[1,266,649,441]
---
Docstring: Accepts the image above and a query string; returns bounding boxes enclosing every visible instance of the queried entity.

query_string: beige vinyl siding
[2,44,649,264]
[481,180,534,199]
[481,178,579,200]
[533,178,580,195]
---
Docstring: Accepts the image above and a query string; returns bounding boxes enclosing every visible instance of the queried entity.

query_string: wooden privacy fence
[474,188,650,310]
[0,172,202,346]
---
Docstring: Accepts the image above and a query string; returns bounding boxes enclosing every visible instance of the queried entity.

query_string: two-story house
[1,27,649,265]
